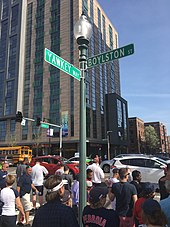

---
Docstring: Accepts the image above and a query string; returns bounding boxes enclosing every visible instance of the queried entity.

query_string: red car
[30,155,79,178]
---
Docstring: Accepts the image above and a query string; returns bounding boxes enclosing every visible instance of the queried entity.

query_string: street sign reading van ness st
[87,43,134,68]
[44,48,81,81]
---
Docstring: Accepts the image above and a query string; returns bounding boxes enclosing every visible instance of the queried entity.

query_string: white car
[100,154,167,184]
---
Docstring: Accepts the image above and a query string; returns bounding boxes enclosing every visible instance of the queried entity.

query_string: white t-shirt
[109,178,119,210]
[87,163,104,183]
[32,164,48,186]
[0,187,18,216]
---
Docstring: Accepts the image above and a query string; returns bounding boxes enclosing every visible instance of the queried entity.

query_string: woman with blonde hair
[0,174,24,227]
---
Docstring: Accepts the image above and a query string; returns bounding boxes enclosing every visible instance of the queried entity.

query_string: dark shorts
[0,215,17,227]
[32,185,44,196]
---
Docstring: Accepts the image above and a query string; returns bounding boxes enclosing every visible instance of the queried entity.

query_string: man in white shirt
[87,155,104,186]
[32,161,48,209]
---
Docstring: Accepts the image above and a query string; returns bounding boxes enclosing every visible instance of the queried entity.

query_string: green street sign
[41,123,49,129]
[87,44,134,68]
[44,48,81,81]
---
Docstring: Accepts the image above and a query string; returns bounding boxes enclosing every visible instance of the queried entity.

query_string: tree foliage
[144,125,159,153]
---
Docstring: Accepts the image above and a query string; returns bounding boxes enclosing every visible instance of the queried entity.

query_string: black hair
[75,174,79,181]
[87,169,93,174]
[64,165,69,172]
[132,170,141,180]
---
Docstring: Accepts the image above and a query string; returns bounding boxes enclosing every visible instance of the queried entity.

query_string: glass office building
[0,0,121,156]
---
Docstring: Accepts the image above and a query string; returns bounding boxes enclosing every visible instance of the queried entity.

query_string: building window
[0,121,6,141]
[117,99,122,128]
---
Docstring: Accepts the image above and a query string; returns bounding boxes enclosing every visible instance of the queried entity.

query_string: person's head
[23,157,29,164]
[141,182,155,198]
[119,168,130,181]
[75,174,79,181]
[91,154,99,164]
[141,198,167,226]
[2,162,9,172]
[87,169,93,180]
[89,183,108,209]
[132,170,142,182]
[165,180,170,193]
[59,163,65,170]
[112,168,119,178]
[35,160,41,165]
[6,174,15,186]
[26,165,32,175]
[61,189,72,207]
[45,175,65,202]
[64,165,69,174]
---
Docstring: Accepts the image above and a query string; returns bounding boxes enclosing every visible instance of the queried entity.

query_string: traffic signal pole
[16,112,63,156]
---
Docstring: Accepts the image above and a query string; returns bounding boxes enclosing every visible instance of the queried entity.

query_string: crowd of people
[0,155,170,227]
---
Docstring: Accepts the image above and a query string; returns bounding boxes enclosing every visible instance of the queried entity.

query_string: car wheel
[103,164,110,173]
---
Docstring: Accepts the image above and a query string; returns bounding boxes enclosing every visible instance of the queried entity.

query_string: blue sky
[98,0,170,135]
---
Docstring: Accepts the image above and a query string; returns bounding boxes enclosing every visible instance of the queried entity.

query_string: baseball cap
[142,182,155,195]
[86,180,93,188]
[112,168,119,174]
[89,185,108,203]
[142,198,161,215]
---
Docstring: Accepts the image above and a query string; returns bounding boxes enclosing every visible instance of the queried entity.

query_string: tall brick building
[144,122,169,153]
[128,117,145,153]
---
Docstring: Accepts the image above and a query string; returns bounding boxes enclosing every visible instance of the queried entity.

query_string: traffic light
[16,111,23,123]
[36,117,41,126]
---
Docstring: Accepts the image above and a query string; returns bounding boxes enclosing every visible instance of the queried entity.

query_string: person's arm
[16,197,25,217]
[31,183,39,194]
[43,166,49,176]
[109,190,115,202]
[132,184,138,205]
[100,168,105,179]
[132,194,137,204]
[75,184,79,205]
[17,186,20,194]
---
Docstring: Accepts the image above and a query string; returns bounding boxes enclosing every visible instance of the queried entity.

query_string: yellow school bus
[0,146,32,165]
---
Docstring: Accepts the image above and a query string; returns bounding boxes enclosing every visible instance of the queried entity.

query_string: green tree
[144,125,159,154]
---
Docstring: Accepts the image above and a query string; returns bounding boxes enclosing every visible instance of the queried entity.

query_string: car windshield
[154,157,167,165]
[60,157,73,164]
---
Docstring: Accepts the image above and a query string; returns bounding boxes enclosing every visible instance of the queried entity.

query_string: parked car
[100,158,115,173]
[100,154,167,184]
[0,156,14,166]
[67,156,92,165]
[30,155,79,178]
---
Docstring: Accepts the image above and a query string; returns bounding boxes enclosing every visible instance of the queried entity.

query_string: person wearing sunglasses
[0,162,9,190]
[109,167,137,227]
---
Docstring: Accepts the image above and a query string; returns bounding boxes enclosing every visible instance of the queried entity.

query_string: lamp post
[74,13,92,225]
[59,126,62,156]
[107,131,113,160]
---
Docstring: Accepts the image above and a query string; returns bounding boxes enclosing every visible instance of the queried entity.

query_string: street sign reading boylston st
[44,48,81,81]
[87,43,134,68]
